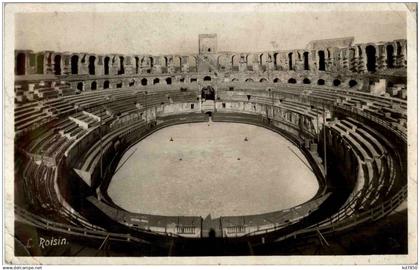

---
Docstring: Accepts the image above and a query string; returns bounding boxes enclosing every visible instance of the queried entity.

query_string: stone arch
[153,78,160,85]
[166,77,172,85]
[203,76,211,81]
[288,52,293,70]
[366,45,376,72]
[288,78,297,84]
[16,53,26,75]
[103,80,110,89]
[71,55,79,75]
[303,52,310,70]
[91,81,97,90]
[333,79,341,86]
[259,78,268,83]
[245,78,254,82]
[349,80,357,88]
[135,56,140,74]
[118,56,125,75]
[386,44,394,68]
[303,78,311,84]
[36,54,44,74]
[273,78,280,83]
[77,82,84,91]
[88,56,96,75]
[231,55,240,68]
[54,55,62,75]
[129,79,135,87]
[318,51,325,71]
[141,78,148,86]
[317,79,325,85]
[104,56,110,75]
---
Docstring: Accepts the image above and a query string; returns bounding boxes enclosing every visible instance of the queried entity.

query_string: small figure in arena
[244,137,248,142]
[170,137,174,142]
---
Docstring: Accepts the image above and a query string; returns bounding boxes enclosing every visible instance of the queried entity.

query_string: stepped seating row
[320,116,398,227]
[78,119,147,173]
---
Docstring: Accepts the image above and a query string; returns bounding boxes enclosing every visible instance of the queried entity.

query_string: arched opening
[231,78,239,82]
[386,45,394,68]
[203,76,211,82]
[333,79,341,86]
[288,78,297,84]
[317,79,325,85]
[77,82,84,91]
[104,57,110,75]
[91,81,97,90]
[366,45,376,72]
[201,86,215,101]
[349,80,357,88]
[71,55,79,75]
[103,80,110,89]
[288,52,293,70]
[88,56,96,75]
[129,80,135,87]
[303,78,311,84]
[260,78,268,83]
[273,78,280,83]
[116,81,123,88]
[36,54,44,74]
[135,57,140,74]
[141,78,148,86]
[54,55,61,75]
[166,78,172,85]
[245,78,254,82]
[153,78,160,85]
[303,52,309,70]
[118,56,125,75]
[318,51,325,71]
[16,53,26,75]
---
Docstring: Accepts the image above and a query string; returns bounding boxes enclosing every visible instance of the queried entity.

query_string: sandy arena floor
[108,122,318,217]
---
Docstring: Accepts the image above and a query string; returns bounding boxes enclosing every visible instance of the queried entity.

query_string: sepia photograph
[3,2,417,265]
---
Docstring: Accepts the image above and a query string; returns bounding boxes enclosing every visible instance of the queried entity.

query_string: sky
[14,4,408,55]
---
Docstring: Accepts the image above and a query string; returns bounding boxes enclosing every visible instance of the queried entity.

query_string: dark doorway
[54,55,61,75]
[104,81,110,89]
[318,51,325,71]
[349,80,357,88]
[201,86,215,100]
[288,52,293,70]
[333,79,341,86]
[386,45,394,68]
[71,55,79,75]
[204,76,211,81]
[129,80,135,87]
[89,56,96,75]
[118,56,125,75]
[288,78,297,84]
[303,52,309,70]
[153,78,160,85]
[91,81,97,90]
[166,78,172,85]
[303,78,311,84]
[135,57,139,74]
[317,79,325,85]
[36,54,44,74]
[366,45,376,72]
[77,82,84,91]
[104,57,110,75]
[141,78,148,86]
[16,53,26,75]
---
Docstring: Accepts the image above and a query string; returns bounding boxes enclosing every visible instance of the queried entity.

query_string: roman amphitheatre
[12,16,409,256]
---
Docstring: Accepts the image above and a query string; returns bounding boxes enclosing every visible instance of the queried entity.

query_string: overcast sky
[14,4,407,55]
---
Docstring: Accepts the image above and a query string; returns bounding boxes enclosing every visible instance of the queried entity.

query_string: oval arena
[14,34,408,256]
